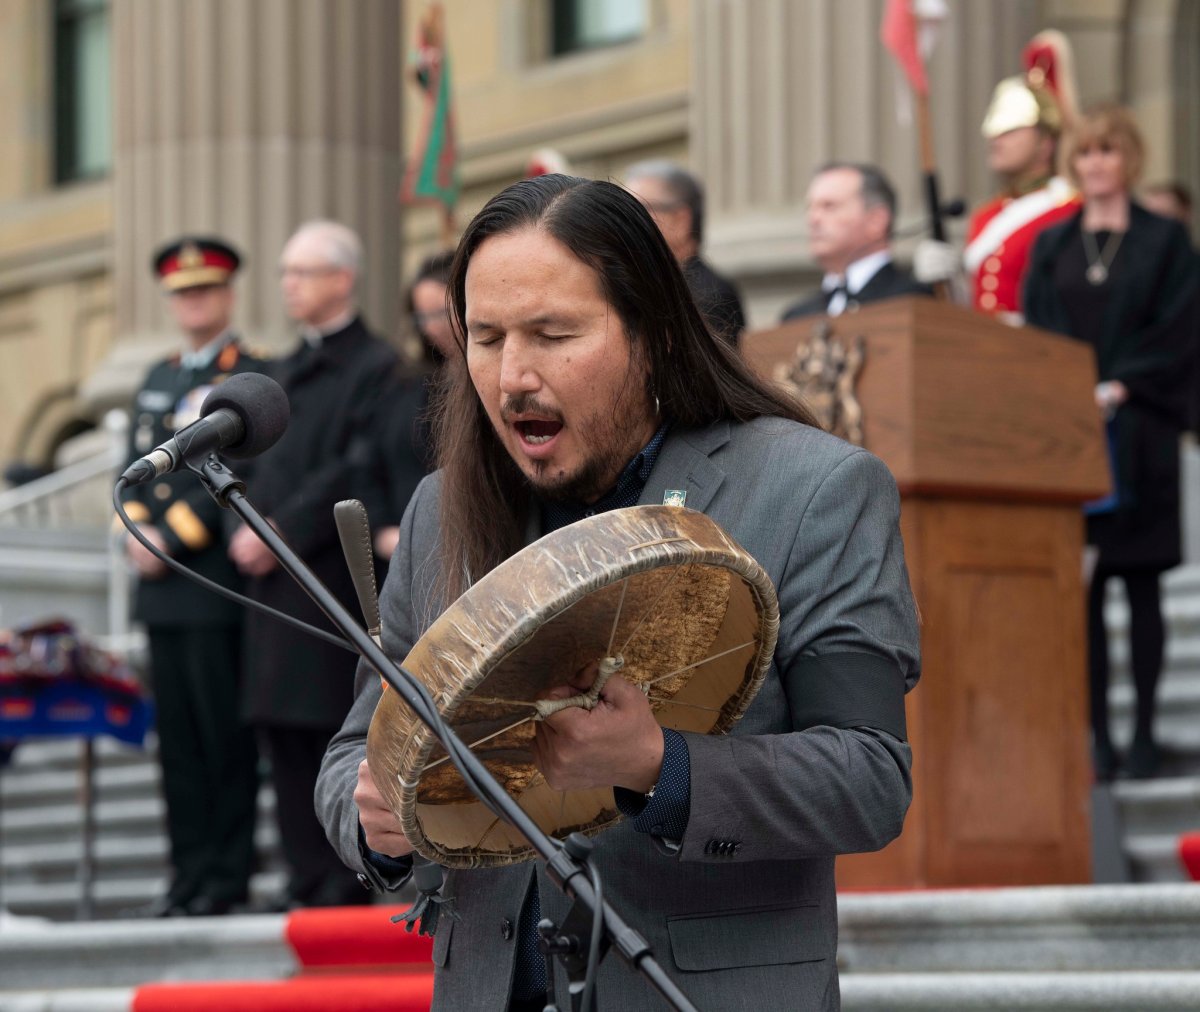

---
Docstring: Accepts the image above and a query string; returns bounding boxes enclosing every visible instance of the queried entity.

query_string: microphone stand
[189,455,698,1012]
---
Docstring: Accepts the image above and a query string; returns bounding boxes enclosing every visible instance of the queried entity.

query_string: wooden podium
[744,298,1110,888]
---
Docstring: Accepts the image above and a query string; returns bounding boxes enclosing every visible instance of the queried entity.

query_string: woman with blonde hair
[1025,104,1198,779]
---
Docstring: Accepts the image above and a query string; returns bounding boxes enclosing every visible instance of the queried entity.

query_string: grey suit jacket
[317,417,921,1011]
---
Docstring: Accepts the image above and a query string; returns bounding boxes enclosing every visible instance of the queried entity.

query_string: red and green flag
[401,5,460,213]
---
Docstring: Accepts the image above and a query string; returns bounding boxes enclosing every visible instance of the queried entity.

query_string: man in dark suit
[625,159,747,346]
[229,220,398,908]
[316,176,919,1010]
[122,237,264,916]
[781,162,931,321]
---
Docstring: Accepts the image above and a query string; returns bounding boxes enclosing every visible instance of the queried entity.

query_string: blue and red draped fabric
[0,619,152,747]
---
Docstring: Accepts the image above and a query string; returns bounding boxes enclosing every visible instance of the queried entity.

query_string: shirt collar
[180,330,235,371]
[541,422,670,534]
[300,308,356,346]
[822,249,892,296]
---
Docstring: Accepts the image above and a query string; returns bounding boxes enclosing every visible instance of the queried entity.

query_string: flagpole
[882,0,950,299]
[916,91,946,244]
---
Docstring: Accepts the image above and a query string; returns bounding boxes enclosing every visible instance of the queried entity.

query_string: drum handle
[334,498,382,645]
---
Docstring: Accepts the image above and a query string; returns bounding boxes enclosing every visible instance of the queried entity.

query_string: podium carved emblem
[773,320,866,445]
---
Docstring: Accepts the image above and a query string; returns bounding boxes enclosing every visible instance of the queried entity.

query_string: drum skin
[366,505,779,868]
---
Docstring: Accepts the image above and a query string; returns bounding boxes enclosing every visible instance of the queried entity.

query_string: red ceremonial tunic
[964,176,1081,315]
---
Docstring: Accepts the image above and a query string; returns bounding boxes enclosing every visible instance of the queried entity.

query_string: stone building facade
[0,0,1196,471]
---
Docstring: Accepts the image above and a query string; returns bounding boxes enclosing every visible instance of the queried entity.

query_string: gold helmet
[981,30,1079,139]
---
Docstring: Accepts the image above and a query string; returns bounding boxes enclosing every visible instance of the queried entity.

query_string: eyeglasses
[279,265,341,279]
[413,308,450,326]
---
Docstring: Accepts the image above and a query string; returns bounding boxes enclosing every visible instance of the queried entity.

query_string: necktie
[825,282,848,317]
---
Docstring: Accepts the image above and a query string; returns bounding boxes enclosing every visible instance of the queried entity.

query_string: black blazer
[240,316,401,727]
[122,340,268,626]
[683,256,746,346]
[781,260,932,322]
[1025,204,1198,572]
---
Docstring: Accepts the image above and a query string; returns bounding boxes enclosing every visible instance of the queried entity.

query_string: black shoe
[121,895,191,919]
[1123,737,1162,779]
[185,894,248,917]
[1093,740,1120,782]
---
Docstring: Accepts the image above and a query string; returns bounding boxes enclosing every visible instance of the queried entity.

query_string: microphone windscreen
[200,372,291,459]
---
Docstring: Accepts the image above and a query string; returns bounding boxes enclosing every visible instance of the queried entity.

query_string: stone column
[690,0,1038,324]
[86,0,403,411]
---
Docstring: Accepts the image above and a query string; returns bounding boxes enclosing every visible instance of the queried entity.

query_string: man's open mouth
[515,419,563,445]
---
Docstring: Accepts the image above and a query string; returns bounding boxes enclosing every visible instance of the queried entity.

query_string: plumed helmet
[981,29,1079,139]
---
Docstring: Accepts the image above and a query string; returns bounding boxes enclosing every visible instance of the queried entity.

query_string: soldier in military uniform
[915,30,1082,323]
[121,237,266,916]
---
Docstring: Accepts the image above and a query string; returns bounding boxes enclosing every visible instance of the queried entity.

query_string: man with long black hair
[317,175,920,1010]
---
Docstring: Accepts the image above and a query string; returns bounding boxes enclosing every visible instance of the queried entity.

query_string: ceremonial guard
[121,237,265,916]
[963,31,1082,318]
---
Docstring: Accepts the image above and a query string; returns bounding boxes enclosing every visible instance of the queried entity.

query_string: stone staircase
[0,735,285,921]
[1,448,1199,1006]
[1,886,1197,1010]
[1105,566,1200,883]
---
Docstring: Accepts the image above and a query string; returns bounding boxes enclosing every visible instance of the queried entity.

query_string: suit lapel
[639,421,730,513]
[854,261,895,303]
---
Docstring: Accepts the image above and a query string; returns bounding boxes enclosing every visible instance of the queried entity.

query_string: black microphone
[121,371,290,486]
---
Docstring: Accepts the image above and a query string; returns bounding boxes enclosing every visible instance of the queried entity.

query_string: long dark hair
[434,174,814,601]
[400,249,456,373]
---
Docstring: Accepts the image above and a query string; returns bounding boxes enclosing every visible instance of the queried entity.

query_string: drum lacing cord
[533,654,624,718]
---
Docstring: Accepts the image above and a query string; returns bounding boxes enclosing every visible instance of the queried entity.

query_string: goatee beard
[522,392,655,505]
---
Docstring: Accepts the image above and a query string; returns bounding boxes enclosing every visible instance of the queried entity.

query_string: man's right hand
[126,524,170,579]
[913,238,961,283]
[355,759,415,858]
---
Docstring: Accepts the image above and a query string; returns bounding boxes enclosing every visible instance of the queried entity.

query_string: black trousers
[1087,570,1165,748]
[148,625,259,906]
[260,724,371,907]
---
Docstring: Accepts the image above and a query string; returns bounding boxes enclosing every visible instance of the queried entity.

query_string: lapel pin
[662,489,687,508]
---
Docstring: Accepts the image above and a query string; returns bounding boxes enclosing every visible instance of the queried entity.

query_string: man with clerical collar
[316,175,921,1011]
[229,219,400,909]
[781,162,931,322]
[121,235,264,917]
[624,159,747,347]
[915,30,1082,322]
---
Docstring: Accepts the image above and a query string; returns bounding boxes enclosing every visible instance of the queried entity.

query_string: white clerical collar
[180,330,234,370]
[299,308,355,347]
[822,249,892,297]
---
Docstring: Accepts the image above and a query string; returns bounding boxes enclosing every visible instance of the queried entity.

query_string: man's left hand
[228,523,280,577]
[531,671,664,794]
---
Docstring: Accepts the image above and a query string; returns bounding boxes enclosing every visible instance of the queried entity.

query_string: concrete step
[1109,680,1200,756]
[836,884,1200,973]
[12,976,1190,1012]
[1112,777,1200,836]
[0,913,298,990]
[840,972,1200,1011]
[0,869,288,922]
[4,737,151,773]
[0,760,160,808]
[1122,833,1191,883]
[0,987,132,1011]
[1111,777,1200,881]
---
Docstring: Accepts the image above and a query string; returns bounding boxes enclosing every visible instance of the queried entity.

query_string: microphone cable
[114,476,354,653]
[112,472,516,827]
[117,469,614,983]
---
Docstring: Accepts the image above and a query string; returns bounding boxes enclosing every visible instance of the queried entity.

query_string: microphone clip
[188,453,246,508]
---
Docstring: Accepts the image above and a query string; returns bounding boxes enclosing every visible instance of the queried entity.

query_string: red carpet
[1179,831,1200,881]
[132,974,433,1012]
[286,905,434,968]
[131,905,437,1011]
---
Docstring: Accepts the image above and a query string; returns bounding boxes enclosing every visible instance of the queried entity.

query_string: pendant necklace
[1082,227,1125,286]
